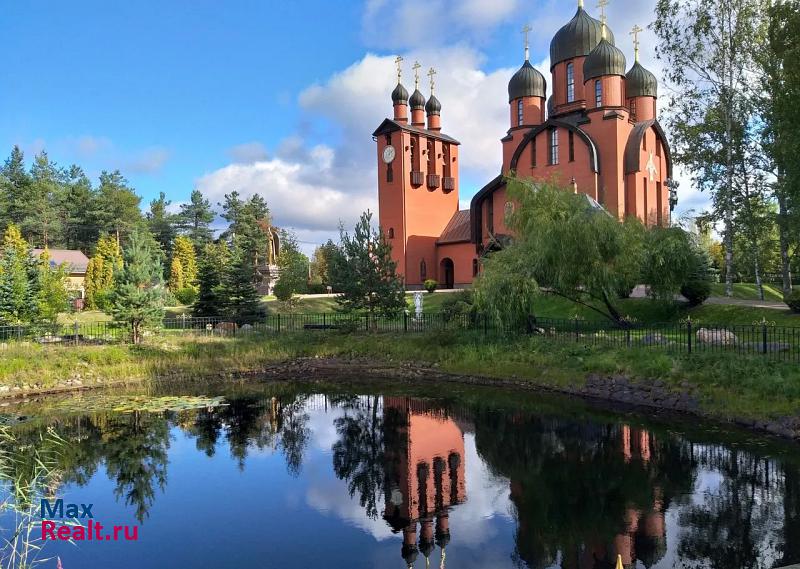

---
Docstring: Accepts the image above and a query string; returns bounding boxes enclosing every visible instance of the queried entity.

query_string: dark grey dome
[626,61,658,97]
[409,88,426,110]
[425,94,441,115]
[392,82,409,104]
[550,7,614,68]
[583,38,626,80]
[508,60,546,102]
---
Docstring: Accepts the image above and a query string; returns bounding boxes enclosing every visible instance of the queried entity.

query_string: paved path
[629,285,789,310]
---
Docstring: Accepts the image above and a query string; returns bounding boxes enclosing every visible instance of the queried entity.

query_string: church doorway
[439,258,454,289]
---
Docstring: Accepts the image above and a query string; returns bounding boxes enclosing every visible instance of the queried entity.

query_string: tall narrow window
[410,137,417,166]
[487,198,494,234]
[517,99,524,126]
[472,259,479,277]
[568,131,575,162]
[530,136,537,168]
[595,80,602,107]
[643,133,648,152]
[388,227,394,239]
[566,63,575,103]
[427,139,435,172]
[643,177,648,220]
[656,139,661,157]
[630,98,637,121]
[420,259,427,281]
[549,128,559,165]
[386,164,393,182]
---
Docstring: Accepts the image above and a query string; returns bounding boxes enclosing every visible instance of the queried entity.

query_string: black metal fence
[1,313,799,363]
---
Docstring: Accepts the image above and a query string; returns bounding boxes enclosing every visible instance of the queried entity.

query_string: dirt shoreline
[2,356,798,443]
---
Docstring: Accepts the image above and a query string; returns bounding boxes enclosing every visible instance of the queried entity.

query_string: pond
[1,380,799,569]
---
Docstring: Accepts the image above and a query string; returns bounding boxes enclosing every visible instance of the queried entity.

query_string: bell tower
[374,58,461,287]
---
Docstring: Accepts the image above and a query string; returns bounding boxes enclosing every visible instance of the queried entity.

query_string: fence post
[574,318,579,342]
[403,311,408,333]
[74,320,79,347]
[625,328,631,348]
[483,314,488,336]
[762,319,768,355]
[277,313,281,335]
[687,319,692,355]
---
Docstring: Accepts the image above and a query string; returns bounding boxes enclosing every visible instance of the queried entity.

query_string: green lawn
[710,283,785,302]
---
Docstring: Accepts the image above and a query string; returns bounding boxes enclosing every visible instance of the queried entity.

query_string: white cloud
[227,141,269,164]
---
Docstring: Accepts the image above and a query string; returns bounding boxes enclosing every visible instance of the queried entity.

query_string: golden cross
[394,55,403,83]
[412,61,422,89]
[522,24,532,60]
[427,67,437,95]
[578,0,584,7]
[630,25,643,61]
[597,0,609,24]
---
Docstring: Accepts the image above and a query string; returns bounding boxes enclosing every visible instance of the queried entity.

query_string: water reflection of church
[382,397,467,568]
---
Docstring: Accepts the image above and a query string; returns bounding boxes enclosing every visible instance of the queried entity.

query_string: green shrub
[424,279,438,293]
[681,279,712,306]
[175,287,198,305]
[440,290,475,321]
[787,289,800,313]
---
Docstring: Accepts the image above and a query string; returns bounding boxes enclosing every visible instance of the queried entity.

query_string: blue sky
[0,0,701,250]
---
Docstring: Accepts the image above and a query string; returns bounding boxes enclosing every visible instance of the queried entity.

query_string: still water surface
[1,381,799,569]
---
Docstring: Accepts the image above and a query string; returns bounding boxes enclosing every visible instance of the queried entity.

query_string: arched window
[595,80,602,107]
[630,98,637,121]
[386,163,393,182]
[472,258,479,277]
[568,131,575,162]
[566,63,575,103]
[517,99,524,126]
[388,227,394,239]
[420,259,427,280]
[549,128,559,165]
[530,136,537,168]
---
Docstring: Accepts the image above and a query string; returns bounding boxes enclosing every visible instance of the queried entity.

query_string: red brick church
[374,1,675,289]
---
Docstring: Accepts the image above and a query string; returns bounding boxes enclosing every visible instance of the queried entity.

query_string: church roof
[623,119,673,177]
[508,60,546,102]
[372,118,460,145]
[583,38,626,80]
[626,61,658,98]
[437,210,471,244]
[550,7,614,68]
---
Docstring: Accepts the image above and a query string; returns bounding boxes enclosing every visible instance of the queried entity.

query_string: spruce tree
[220,238,265,324]
[109,229,165,344]
[192,243,228,318]
[178,189,215,247]
[329,211,405,319]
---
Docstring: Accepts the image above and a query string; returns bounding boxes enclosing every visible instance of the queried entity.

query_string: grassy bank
[2,330,799,424]
[709,282,785,302]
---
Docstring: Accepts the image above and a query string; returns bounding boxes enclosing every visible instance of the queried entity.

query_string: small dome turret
[550,7,614,68]
[425,94,441,115]
[409,89,426,110]
[508,61,546,102]
[583,38,626,80]
[626,61,658,97]
[392,82,409,105]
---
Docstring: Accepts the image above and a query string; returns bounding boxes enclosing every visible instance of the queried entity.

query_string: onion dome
[420,538,435,559]
[508,60,547,102]
[425,94,441,115]
[550,7,614,68]
[626,61,658,97]
[409,89,426,110]
[583,38,626,81]
[392,82,409,105]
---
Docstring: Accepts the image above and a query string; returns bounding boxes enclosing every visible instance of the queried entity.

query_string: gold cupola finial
[412,61,422,90]
[630,24,643,62]
[395,55,404,83]
[597,0,609,39]
[427,67,437,96]
[522,24,532,61]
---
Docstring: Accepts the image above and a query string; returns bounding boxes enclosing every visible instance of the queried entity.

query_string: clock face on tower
[382,145,396,164]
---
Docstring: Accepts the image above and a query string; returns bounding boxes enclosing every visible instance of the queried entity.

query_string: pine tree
[168,258,184,292]
[109,229,165,344]
[219,238,265,324]
[329,211,405,320]
[147,192,177,254]
[192,243,229,318]
[178,189,215,247]
[0,146,31,226]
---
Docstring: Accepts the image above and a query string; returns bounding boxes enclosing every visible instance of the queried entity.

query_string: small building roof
[372,118,460,145]
[437,210,471,244]
[32,249,90,273]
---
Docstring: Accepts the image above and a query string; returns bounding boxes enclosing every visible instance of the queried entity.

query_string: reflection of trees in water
[331,396,409,520]
[101,411,170,523]
[676,446,789,569]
